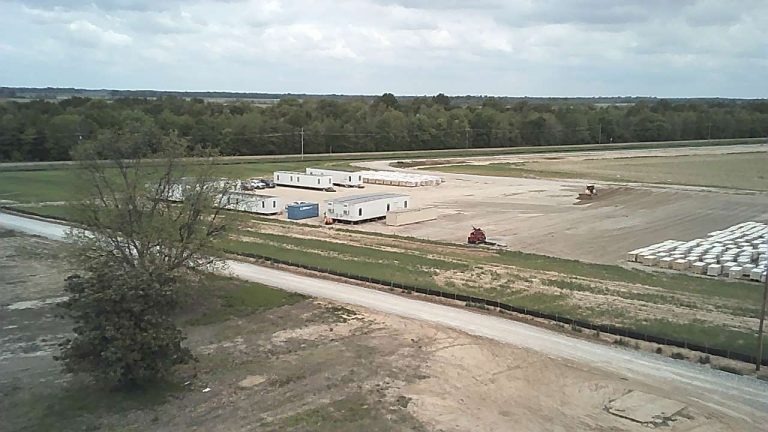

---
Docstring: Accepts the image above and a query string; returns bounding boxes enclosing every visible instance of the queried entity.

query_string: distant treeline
[1,94,767,162]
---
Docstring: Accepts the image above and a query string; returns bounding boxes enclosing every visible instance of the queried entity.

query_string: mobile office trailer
[305,168,364,188]
[221,191,281,215]
[274,171,335,191]
[325,193,409,223]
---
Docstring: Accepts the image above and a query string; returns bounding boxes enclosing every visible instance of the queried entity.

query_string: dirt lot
[3,230,764,431]
[338,144,768,264]
[239,144,768,264]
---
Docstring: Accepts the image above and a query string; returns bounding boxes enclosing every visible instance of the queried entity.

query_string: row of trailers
[168,177,431,224]
[273,168,364,190]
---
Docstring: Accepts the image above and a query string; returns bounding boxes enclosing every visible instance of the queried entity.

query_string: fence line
[228,249,768,366]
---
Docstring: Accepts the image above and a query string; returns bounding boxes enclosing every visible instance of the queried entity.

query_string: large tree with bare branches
[57,126,231,387]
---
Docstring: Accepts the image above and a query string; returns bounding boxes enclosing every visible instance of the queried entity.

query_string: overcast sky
[1,0,766,97]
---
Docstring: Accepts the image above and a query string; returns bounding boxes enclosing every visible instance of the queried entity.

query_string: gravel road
[2,211,767,428]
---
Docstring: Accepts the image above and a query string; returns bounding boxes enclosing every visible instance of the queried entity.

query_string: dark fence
[229,249,768,366]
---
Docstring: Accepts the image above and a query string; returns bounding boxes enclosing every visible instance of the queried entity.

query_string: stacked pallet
[627,222,767,282]
[358,171,444,187]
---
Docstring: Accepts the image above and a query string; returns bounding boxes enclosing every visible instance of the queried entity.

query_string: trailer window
[273,201,276,208]
[358,208,363,216]
[262,201,265,208]
[404,201,408,208]
[349,176,352,182]
[318,178,321,185]
[387,204,390,211]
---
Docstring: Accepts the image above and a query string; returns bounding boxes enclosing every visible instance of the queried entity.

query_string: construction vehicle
[468,227,506,247]
[577,184,598,200]
[323,213,335,225]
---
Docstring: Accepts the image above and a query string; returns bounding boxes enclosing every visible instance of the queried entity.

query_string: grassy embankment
[428,152,768,191]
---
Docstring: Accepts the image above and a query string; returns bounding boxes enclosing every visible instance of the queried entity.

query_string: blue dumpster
[287,202,319,220]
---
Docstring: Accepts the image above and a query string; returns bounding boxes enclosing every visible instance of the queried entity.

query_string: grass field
[219,219,764,359]
[431,152,768,190]
[0,160,356,204]
[6,203,763,358]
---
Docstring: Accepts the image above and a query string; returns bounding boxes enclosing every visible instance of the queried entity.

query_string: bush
[57,268,193,388]
[655,347,663,354]
[697,355,711,365]
[670,352,687,360]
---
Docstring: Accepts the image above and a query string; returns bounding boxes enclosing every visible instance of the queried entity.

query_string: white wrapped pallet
[707,264,722,276]
[659,257,674,269]
[692,262,707,274]
[729,266,743,279]
[672,259,689,270]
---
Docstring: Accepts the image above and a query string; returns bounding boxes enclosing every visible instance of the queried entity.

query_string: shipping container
[287,202,319,220]
[306,168,364,187]
[221,191,281,215]
[274,171,335,191]
[325,193,409,223]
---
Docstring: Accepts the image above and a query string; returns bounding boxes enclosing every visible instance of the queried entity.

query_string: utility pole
[300,127,304,160]
[465,127,470,149]
[757,263,768,371]
[598,123,602,145]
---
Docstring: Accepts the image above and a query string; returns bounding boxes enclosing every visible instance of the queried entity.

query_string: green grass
[430,151,768,191]
[490,250,762,306]
[632,320,759,356]
[2,137,760,173]
[188,275,305,325]
[0,169,84,203]
[223,235,447,289]
[4,204,82,222]
[6,200,765,361]
[3,378,184,432]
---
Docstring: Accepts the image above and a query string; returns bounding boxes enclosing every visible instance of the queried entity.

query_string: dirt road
[2,212,767,430]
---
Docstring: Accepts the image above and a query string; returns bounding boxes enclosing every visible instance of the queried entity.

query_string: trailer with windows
[221,191,281,215]
[325,193,409,223]
[305,168,364,188]
[273,171,335,191]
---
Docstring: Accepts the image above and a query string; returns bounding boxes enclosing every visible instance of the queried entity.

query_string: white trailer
[325,193,409,223]
[221,191,281,215]
[305,168,364,188]
[274,171,334,191]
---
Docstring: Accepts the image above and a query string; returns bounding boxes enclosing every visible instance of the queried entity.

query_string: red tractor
[467,227,488,245]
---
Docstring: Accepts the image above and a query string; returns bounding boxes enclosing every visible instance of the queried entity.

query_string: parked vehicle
[241,179,266,191]
[258,178,276,188]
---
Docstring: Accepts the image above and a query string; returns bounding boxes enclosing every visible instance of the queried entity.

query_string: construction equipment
[577,184,598,200]
[468,227,506,247]
[468,227,489,244]
[323,213,335,225]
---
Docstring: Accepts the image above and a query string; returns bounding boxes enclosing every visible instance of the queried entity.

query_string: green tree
[57,128,230,387]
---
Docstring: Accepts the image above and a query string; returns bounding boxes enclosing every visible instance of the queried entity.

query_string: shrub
[57,269,193,387]
[670,352,687,360]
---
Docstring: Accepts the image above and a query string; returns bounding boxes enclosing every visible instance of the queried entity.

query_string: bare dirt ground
[3,230,763,431]
[331,144,768,264]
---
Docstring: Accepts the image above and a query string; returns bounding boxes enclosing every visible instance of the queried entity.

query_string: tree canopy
[1,95,766,162]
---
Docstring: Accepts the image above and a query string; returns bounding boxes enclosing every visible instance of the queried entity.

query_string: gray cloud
[0,0,766,97]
